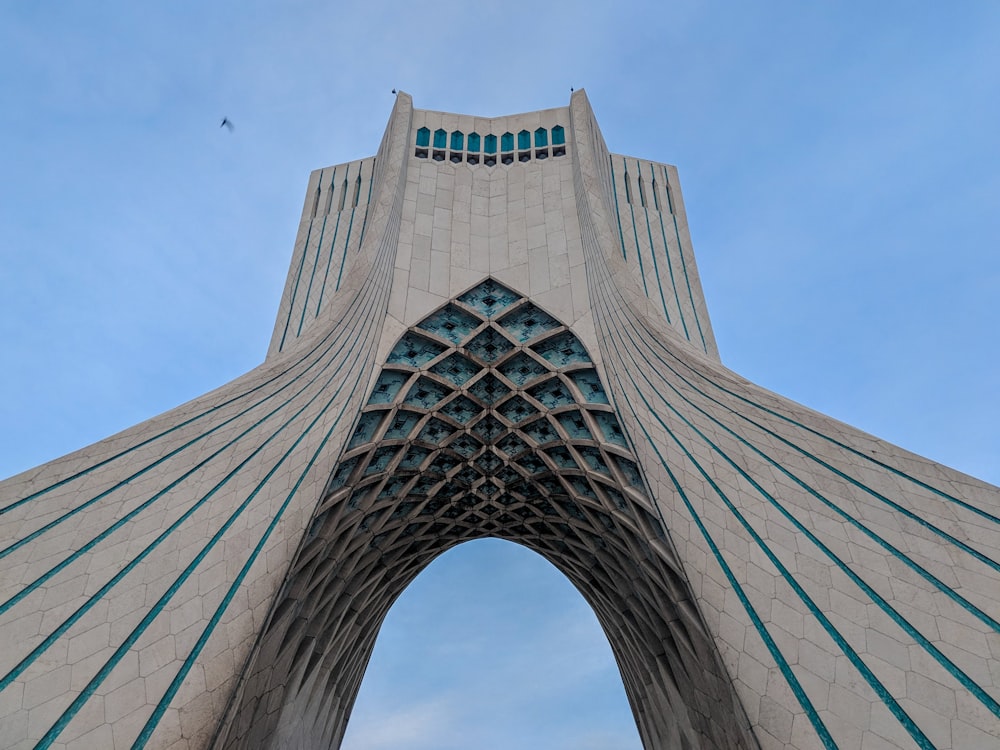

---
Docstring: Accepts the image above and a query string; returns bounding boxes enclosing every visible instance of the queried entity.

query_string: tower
[1,90,998,748]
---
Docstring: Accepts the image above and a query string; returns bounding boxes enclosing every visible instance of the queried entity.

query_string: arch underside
[216,279,757,750]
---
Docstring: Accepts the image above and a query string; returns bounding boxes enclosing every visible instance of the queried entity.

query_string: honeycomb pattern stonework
[217,280,756,750]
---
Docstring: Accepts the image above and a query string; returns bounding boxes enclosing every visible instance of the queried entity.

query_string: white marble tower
[1,91,998,749]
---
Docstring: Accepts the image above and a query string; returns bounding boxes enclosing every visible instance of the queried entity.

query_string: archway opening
[340,538,642,749]
[217,279,756,750]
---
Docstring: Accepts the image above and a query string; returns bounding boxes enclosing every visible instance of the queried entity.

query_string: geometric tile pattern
[214,279,757,749]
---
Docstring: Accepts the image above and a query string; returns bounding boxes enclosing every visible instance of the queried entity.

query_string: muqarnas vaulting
[1,91,998,749]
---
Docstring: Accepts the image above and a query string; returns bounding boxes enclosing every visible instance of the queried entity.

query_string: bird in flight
[220,117,234,132]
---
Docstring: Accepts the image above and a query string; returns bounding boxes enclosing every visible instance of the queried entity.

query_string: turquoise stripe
[333,200,358,294]
[608,158,628,261]
[132,206,400,747]
[584,291,836,749]
[591,255,997,741]
[314,194,345,317]
[648,162,687,339]
[0,319,347,517]
[133,282,390,749]
[608,262,1000,546]
[625,162,650,299]
[603,293,1000,635]
[278,205,317,351]
[297,166,337,337]
[587,269,935,748]
[573,185,837,747]
[614,314,1000,717]
[32,243,396,747]
[662,165,707,353]
[0,276,383,620]
[0,266,384,559]
[357,158,375,246]
[0,284,381,691]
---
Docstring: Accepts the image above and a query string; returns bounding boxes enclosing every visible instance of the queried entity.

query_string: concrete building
[1,91,998,749]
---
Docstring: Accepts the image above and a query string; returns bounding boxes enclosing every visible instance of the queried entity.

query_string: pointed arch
[218,279,756,750]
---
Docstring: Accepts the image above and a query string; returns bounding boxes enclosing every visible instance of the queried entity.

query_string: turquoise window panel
[593,411,627,447]
[497,432,530,458]
[430,352,479,386]
[532,497,558,516]
[497,467,522,487]
[367,370,409,405]
[467,132,481,152]
[639,506,667,541]
[518,130,531,149]
[532,331,591,367]
[433,129,447,148]
[497,395,537,425]
[613,456,644,488]
[568,475,598,500]
[501,132,514,152]
[466,327,514,363]
[498,352,548,386]
[349,411,384,449]
[387,333,446,367]
[359,510,380,532]
[345,486,369,510]
[576,446,610,474]
[450,130,464,151]
[457,278,520,317]
[398,445,432,470]
[600,484,633,511]
[398,520,422,538]
[410,474,440,496]
[475,451,503,473]
[516,452,547,475]
[569,369,609,404]
[449,433,483,459]
[472,414,505,442]
[537,475,563,496]
[328,456,360,490]
[527,377,574,409]
[440,394,482,424]
[384,410,422,440]
[364,446,399,475]
[484,134,497,154]
[551,125,565,145]
[479,480,500,497]
[418,417,455,445]
[556,497,585,521]
[469,373,509,404]
[534,127,548,147]
[522,417,559,445]
[416,127,430,147]
[497,303,559,342]
[428,452,461,475]
[378,477,409,500]
[456,466,480,485]
[593,508,616,532]
[557,411,592,440]
[417,303,481,345]
[420,495,446,514]
[545,446,578,470]
[404,377,451,409]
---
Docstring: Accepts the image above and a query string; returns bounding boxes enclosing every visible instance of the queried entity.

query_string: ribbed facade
[0,91,997,749]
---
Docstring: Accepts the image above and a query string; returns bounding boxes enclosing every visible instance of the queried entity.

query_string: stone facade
[1,91,998,749]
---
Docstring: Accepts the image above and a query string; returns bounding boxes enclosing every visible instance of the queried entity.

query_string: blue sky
[1,3,998,747]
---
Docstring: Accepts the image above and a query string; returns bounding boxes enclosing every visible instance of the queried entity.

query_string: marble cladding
[0,90,997,749]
